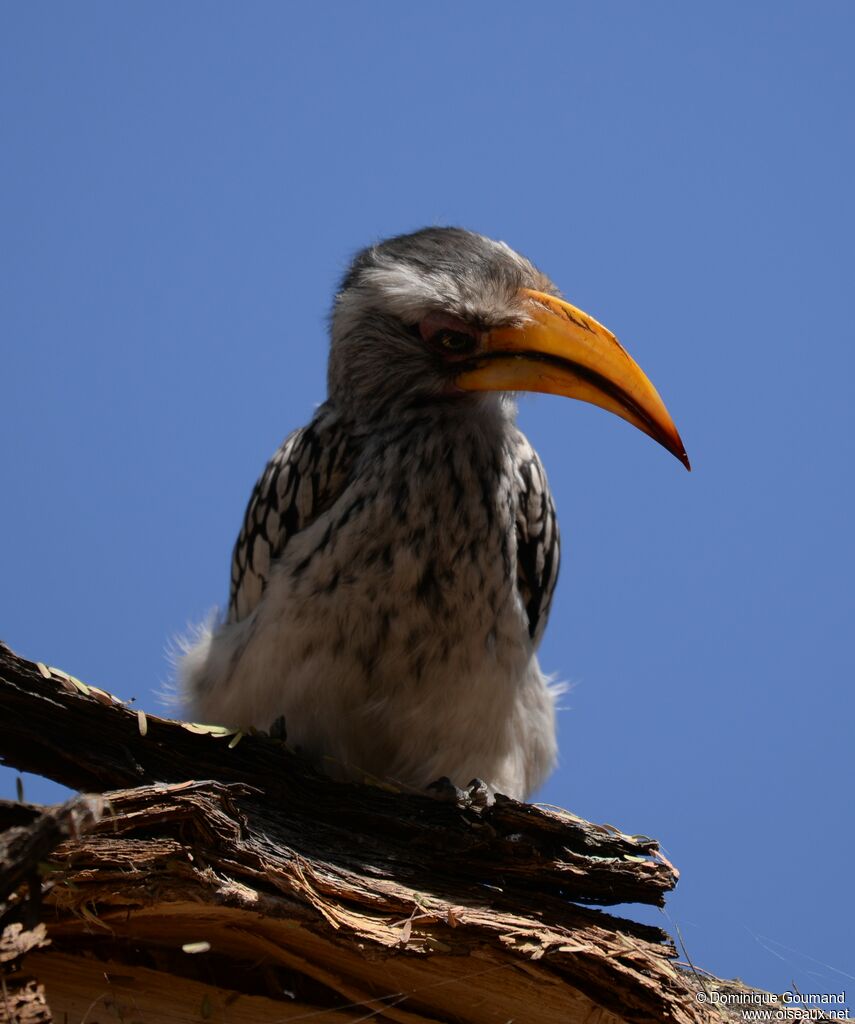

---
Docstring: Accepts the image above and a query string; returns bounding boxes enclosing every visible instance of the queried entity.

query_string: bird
[180,227,688,801]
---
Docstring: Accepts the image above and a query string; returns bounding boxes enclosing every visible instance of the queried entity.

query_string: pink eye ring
[419,312,478,354]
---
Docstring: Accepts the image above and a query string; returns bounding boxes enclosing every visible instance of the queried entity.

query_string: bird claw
[425,776,496,809]
[464,778,496,809]
[426,776,467,803]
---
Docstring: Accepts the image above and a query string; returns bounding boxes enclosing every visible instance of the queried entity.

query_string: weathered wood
[23,952,375,1024]
[27,779,696,1023]
[0,794,106,1024]
[1,918,51,1023]
[2,642,817,1024]
[0,643,676,910]
[0,976,51,1024]
[0,796,102,903]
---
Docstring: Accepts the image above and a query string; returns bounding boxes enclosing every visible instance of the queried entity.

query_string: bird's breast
[270,421,529,686]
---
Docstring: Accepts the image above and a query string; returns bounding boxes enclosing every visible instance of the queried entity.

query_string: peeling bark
[0,643,842,1024]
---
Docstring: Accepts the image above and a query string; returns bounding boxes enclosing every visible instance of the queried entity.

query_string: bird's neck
[336,392,517,449]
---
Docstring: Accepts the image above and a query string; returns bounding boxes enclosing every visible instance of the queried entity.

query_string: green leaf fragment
[181,722,237,736]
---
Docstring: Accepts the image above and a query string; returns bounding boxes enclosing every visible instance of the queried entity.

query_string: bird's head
[329,227,689,469]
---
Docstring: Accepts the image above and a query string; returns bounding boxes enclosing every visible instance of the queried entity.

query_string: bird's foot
[425,776,466,803]
[464,777,496,809]
[425,776,496,809]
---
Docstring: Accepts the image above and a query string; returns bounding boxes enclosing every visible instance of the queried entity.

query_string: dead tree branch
[1,642,832,1024]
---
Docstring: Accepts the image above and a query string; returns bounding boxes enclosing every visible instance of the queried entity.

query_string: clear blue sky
[2,1,853,1000]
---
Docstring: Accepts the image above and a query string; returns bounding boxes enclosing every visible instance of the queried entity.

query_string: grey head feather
[328,227,559,420]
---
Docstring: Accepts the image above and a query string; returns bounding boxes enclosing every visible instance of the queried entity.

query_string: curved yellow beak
[456,289,690,470]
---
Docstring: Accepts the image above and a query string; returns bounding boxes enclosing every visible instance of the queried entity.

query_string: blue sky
[2,1,853,1000]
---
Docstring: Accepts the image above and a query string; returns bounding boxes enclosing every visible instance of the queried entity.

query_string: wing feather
[228,409,352,623]
[514,435,560,645]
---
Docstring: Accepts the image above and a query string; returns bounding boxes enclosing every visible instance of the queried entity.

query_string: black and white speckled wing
[514,436,560,646]
[228,411,352,623]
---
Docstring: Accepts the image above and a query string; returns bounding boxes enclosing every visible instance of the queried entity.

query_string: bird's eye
[419,312,479,356]
[433,329,477,353]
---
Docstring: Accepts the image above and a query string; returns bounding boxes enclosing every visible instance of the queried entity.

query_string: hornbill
[180,227,688,800]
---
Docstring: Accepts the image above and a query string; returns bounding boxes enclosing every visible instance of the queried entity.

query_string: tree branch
[3,642,834,1024]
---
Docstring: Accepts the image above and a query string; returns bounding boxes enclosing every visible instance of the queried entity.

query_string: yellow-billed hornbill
[181,227,688,800]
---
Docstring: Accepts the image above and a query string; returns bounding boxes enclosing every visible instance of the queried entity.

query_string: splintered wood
[0,642,742,1023]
